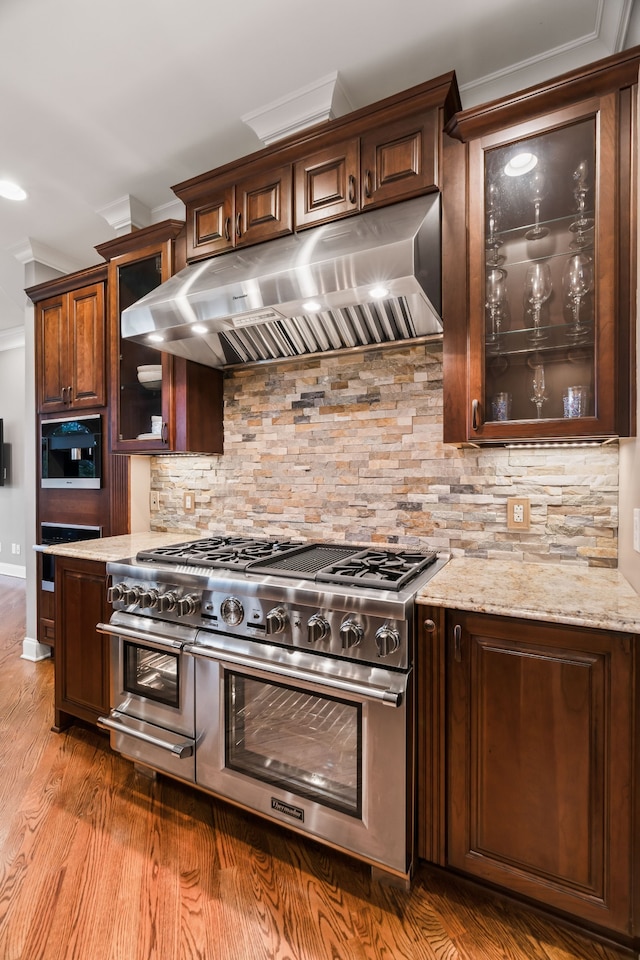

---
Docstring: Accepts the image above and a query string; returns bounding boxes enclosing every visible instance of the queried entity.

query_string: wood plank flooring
[0,574,635,960]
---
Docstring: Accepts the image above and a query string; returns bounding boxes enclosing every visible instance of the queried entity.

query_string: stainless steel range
[97,536,448,885]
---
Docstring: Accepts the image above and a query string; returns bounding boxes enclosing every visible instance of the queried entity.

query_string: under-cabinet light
[504,152,538,177]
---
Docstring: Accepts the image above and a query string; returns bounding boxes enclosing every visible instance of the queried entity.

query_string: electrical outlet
[507,497,530,531]
[11,543,21,555]
[150,491,159,510]
[183,491,196,513]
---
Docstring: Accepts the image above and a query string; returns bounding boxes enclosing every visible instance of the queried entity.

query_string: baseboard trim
[0,562,26,579]
[22,636,52,661]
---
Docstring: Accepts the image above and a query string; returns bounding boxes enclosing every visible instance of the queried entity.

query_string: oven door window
[123,641,180,708]
[225,673,362,818]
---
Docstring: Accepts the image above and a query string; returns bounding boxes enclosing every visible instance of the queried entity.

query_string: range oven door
[188,634,414,879]
[97,612,197,782]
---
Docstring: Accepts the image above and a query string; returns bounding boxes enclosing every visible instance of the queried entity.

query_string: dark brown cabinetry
[53,555,110,731]
[186,164,293,260]
[33,266,107,413]
[443,47,638,443]
[443,610,637,940]
[95,221,223,455]
[173,72,460,260]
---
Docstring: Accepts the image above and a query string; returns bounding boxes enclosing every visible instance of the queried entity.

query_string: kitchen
[2,1,640,957]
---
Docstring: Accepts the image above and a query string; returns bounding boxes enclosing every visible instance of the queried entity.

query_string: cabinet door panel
[361,113,437,207]
[39,296,68,411]
[294,140,359,228]
[236,165,292,246]
[190,191,234,258]
[69,283,106,408]
[447,611,634,935]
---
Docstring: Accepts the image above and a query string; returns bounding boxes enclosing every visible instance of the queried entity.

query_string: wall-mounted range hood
[121,194,442,369]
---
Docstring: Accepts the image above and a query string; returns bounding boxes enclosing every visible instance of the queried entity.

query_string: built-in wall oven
[99,537,449,884]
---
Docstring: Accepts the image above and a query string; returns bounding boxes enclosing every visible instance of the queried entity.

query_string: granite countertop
[417,557,640,634]
[41,531,190,562]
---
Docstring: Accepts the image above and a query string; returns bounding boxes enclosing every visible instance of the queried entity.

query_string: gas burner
[136,536,304,571]
[316,549,438,590]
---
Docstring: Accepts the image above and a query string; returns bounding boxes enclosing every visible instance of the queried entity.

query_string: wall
[0,341,26,576]
[150,343,618,567]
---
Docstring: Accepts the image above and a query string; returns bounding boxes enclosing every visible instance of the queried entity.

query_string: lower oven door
[97,612,196,782]
[188,635,413,878]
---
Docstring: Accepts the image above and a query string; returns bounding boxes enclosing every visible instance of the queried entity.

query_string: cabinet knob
[423,618,436,632]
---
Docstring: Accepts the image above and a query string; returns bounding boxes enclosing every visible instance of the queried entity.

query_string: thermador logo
[271,798,304,822]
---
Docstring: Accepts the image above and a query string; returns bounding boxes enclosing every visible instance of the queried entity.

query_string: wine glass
[485,181,504,266]
[529,363,548,419]
[562,253,593,339]
[485,268,507,345]
[524,168,549,240]
[524,262,552,341]
[569,160,594,238]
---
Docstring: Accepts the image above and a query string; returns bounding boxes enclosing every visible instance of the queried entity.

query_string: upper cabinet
[95,221,223,455]
[30,265,107,414]
[173,71,460,261]
[183,163,293,261]
[442,48,638,444]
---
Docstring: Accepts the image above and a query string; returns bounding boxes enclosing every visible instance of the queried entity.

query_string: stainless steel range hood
[121,194,442,369]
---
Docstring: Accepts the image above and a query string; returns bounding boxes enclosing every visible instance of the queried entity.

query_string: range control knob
[178,594,200,617]
[158,591,179,613]
[107,582,128,604]
[266,606,288,636]
[375,624,401,658]
[220,596,244,626]
[124,585,144,606]
[340,618,364,650]
[307,614,330,644]
[140,588,160,609]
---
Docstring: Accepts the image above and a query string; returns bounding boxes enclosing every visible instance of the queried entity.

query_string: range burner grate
[136,536,304,570]
[315,549,438,590]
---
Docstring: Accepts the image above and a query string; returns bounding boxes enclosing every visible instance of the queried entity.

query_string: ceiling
[0,0,638,336]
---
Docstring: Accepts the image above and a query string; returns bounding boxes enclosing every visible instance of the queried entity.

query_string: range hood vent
[121,194,442,369]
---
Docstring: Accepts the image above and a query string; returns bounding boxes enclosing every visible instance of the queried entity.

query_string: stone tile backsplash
[149,343,618,567]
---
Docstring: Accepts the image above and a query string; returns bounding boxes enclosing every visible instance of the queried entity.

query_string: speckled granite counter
[42,531,190,562]
[417,558,640,634]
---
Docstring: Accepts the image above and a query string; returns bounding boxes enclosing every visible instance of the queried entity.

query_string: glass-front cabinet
[96,221,223,455]
[443,49,638,444]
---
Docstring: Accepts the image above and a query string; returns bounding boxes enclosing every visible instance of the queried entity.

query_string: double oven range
[98,535,447,884]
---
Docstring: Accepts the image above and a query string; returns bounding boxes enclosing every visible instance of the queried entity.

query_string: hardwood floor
[0,574,634,960]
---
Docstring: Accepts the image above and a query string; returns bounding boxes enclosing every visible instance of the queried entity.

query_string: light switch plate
[183,491,196,513]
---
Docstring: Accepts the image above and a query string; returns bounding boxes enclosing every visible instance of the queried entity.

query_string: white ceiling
[0,0,638,334]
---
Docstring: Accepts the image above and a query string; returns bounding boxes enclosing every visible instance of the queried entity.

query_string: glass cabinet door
[468,96,619,441]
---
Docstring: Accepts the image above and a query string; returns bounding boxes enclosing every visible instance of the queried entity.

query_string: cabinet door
[360,112,438,208]
[294,139,359,228]
[68,283,106,408]
[447,611,635,936]
[188,186,235,260]
[37,294,69,412]
[235,164,293,247]
[457,93,631,442]
[54,557,109,730]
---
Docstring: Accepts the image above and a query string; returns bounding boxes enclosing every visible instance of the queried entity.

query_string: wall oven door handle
[96,621,183,650]
[97,712,194,758]
[185,645,404,707]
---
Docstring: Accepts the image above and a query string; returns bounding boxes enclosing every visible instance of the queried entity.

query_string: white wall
[0,338,26,577]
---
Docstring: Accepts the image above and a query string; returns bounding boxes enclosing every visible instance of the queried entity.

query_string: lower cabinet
[418,608,638,943]
[53,556,110,732]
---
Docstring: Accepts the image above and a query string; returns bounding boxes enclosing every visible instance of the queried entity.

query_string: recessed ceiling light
[302,300,322,312]
[147,333,164,343]
[504,152,538,177]
[0,180,27,201]
[192,324,207,334]
[369,285,389,299]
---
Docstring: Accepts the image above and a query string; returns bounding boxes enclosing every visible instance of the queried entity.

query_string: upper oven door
[98,613,197,737]
[189,634,413,877]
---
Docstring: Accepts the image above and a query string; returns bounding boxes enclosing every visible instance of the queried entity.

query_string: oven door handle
[96,621,183,650]
[97,712,194,758]
[185,645,404,707]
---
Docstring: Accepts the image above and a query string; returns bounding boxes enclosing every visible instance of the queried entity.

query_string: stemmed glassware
[524,261,552,341]
[569,160,594,248]
[485,180,504,266]
[562,253,593,339]
[485,268,507,346]
[524,168,549,240]
[529,363,548,419]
